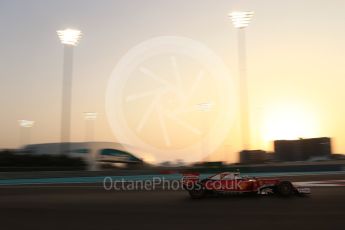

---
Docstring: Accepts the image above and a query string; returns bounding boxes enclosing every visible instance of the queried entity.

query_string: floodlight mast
[196,102,213,162]
[84,112,98,121]
[229,11,254,29]
[18,120,35,128]
[18,120,35,147]
[84,112,98,142]
[57,29,82,46]
[229,11,254,150]
[57,28,82,154]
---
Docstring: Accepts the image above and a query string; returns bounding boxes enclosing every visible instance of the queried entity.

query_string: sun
[262,104,318,142]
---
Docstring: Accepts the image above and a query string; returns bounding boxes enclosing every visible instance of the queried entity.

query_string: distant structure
[274,137,332,161]
[239,150,268,164]
[239,137,332,164]
[19,142,143,170]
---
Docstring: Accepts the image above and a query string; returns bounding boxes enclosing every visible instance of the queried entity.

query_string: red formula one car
[182,172,310,199]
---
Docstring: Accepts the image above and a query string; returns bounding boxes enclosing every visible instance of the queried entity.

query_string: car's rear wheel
[188,186,205,199]
[276,181,293,197]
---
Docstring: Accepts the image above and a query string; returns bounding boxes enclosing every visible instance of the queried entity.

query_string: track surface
[0,175,344,230]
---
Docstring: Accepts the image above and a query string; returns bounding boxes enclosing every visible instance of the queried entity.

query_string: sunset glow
[262,105,318,142]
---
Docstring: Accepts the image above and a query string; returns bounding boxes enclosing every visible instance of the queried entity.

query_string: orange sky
[1,0,345,163]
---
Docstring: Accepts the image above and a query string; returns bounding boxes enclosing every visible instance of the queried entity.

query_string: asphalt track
[0,175,344,230]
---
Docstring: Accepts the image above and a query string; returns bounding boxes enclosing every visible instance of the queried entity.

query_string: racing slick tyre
[188,185,205,199]
[276,181,293,197]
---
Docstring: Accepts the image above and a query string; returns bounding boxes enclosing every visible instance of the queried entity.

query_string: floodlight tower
[18,120,35,147]
[57,28,82,154]
[83,112,98,142]
[196,102,213,161]
[83,112,98,171]
[229,11,254,150]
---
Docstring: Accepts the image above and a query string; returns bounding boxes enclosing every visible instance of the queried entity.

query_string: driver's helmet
[234,172,241,179]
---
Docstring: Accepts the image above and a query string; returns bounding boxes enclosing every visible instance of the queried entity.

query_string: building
[19,142,143,169]
[274,137,332,161]
[239,150,268,164]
